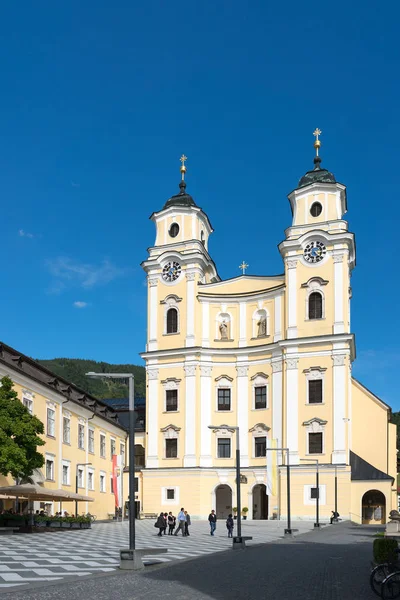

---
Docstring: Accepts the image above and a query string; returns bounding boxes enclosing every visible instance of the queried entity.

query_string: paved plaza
[0,519,317,590]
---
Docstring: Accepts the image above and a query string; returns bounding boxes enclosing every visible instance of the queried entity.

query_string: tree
[0,376,45,480]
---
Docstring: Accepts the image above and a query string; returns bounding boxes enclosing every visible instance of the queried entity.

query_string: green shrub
[373,538,399,563]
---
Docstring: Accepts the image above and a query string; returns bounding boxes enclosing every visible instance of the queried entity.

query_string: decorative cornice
[248,423,270,433]
[148,277,158,287]
[160,294,182,304]
[236,366,249,377]
[215,374,233,382]
[160,424,181,432]
[303,366,327,374]
[332,252,346,263]
[250,371,268,381]
[286,259,299,270]
[147,368,159,380]
[286,358,299,370]
[185,271,196,282]
[271,360,283,373]
[301,277,329,288]
[332,354,346,366]
[302,417,328,426]
[184,365,196,376]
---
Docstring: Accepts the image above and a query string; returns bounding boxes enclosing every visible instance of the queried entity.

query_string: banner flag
[112,455,121,508]
[266,438,278,496]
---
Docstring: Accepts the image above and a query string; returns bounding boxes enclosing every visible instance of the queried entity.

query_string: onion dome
[163,155,198,209]
[298,128,336,188]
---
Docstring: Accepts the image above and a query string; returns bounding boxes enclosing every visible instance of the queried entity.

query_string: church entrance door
[215,485,232,519]
[252,484,268,519]
[362,490,386,524]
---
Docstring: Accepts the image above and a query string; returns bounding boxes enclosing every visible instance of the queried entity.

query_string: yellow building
[140,138,397,524]
[0,342,128,520]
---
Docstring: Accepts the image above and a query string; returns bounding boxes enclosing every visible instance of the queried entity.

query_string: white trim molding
[184,362,196,467]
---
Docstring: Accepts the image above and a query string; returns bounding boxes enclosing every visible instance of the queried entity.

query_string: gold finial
[313,128,322,156]
[239,261,249,275]
[180,154,187,180]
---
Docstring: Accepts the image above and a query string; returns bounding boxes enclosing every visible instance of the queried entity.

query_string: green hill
[36,358,146,400]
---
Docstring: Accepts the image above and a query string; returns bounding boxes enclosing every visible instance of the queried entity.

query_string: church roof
[298,156,336,188]
[163,180,198,210]
[350,450,394,483]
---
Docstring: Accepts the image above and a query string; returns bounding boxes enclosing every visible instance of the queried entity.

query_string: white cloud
[73,301,89,309]
[19,229,35,239]
[47,257,130,293]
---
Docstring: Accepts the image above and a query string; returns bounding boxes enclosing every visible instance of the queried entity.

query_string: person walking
[174,507,186,536]
[155,512,166,537]
[226,513,234,538]
[184,511,191,536]
[162,512,168,535]
[167,512,176,535]
[208,509,217,536]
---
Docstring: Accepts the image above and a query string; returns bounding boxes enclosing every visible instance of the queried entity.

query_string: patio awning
[0,484,94,502]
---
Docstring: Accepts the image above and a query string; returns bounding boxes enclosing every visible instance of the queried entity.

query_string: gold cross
[239,261,249,275]
[313,128,322,156]
[180,155,187,180]
[313,128,322,141]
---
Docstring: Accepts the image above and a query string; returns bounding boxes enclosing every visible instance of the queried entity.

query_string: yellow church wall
[292,192,341,228]
[154,276,189,351]
[200,277,284,295]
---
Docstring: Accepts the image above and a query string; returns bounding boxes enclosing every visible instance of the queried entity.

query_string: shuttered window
[166,308,178,333]
[308,379,323,404]
[309,292,323,319]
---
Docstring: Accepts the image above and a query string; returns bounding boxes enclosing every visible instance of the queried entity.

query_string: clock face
[304,240,326,263]
[162,261,181,282]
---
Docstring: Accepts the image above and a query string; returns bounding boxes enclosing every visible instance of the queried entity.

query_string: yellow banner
[266,438,278,496]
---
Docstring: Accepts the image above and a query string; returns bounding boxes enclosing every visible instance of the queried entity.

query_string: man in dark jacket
[208,509,217,536]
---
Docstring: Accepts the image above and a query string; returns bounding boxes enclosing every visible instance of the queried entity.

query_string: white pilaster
[274,294,282,341]
[148,277,158,352]
[200,362,213,467]
[239,302,247,347]
[286,259,298,339]
[202,302,210,347]
[185,271,196,347]
[285,356,299,464]
[332,353,347,464]
[271,358,283,448]
[184,362,197,467]
[146,367,159,468]
[236,362,249,467]
[333,253,345,334]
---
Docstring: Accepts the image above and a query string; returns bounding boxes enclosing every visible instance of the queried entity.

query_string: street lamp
[266,447,292,535]
[208,425,242,541]
[86,372,136,550]
[76,462,92,516]
[300,458,320,528]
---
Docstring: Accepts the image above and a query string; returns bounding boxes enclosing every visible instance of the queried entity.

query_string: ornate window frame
[303,417,327,455]
[161,424,181,459]
[302,277,328,321]
[252,308,269,339]
[161,295,182,335]
[303,366,326,405]
[161,486,180,505]
[210,425,234,459]
[215,375,233,412]
[161,377,181,413]
[249,423,270,458]
[251,372,269,410]
[22,389,34,414]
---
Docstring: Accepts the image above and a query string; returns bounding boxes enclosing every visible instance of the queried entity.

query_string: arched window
[166,307,178,333]
[308,292,323,319]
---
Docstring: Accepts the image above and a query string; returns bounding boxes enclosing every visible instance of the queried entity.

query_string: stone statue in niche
[219,320,229,340]
[257,315,267,337]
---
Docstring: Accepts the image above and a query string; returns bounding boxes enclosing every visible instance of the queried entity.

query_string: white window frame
[161,486,180,505]
[100,471,106,493]
[110,437,116,458]
[161,425,180,459]
[47,407,56,437]
[303,418,327,456]
[62,460,71,486]
[251,373,269,410]
[100,433,106,458]
[77,467,84,489]
[63,415,71,444]
[249,423,270,458]
[78,423,85,450]
[161,378,181,412]
[45,455,55,481]
[88,428,95,454]
[215,376,233,412]
[162,295,182,335]
[87,468,94,491]
[22,390,34,414]
[303,484,326,506]
[304,367,326,405]
[120,443,125,466]
[302,277,328,321]
[217,436,231,459]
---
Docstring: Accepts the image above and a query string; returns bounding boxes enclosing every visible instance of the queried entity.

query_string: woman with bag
[155,512,166,536]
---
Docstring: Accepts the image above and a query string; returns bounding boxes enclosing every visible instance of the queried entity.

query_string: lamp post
[334,464,338,517]
[86,372,136,550]
[76,462,92,516]
[266,447,292,535]
[208,425,241,540]
[300,458,320,528]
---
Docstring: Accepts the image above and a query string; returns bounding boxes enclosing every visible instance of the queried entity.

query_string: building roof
[162,180,198,210]
[298,156,336,188]
[0,341,127,432]
[102,397,146,410]
[350,451,393,483]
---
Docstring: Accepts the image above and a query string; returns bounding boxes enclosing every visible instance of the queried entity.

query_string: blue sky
[0,1,399,408]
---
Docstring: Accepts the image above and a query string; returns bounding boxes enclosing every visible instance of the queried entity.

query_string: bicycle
[381,571,400,599]
[370,563,398,596]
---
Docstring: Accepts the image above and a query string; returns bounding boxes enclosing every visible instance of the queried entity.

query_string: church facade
[140,136,397,524]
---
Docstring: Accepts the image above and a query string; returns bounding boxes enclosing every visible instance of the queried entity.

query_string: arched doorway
[215,485,232,519]
[362,490,386,524]
[252,484,268,520]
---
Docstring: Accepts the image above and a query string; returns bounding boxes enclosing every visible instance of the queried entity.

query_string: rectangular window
[165,438,178,458]
[308,379,323,404]
[110,476,114,493]
[47,408,55,437]
[217,438,231,458]
[255,436,267,457]
[78,424,85,450]
[88,429,95,454]
[23,397,33,414]
[217,388,231,411]
[134,477,139,493]
[120,443,125,466]
[255,386,267,409]
[100,434,106,458]
[309,432,323,454]
[77,468,84,488]
[88,471,94,491]
[46,459,54,481]
[100,474,105,492]
[110,438,116,458]
[166,488,175,500]
[62,464,69,485]
[166,389,178,412]
[310,487,319,499]
[63,417,70,444]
